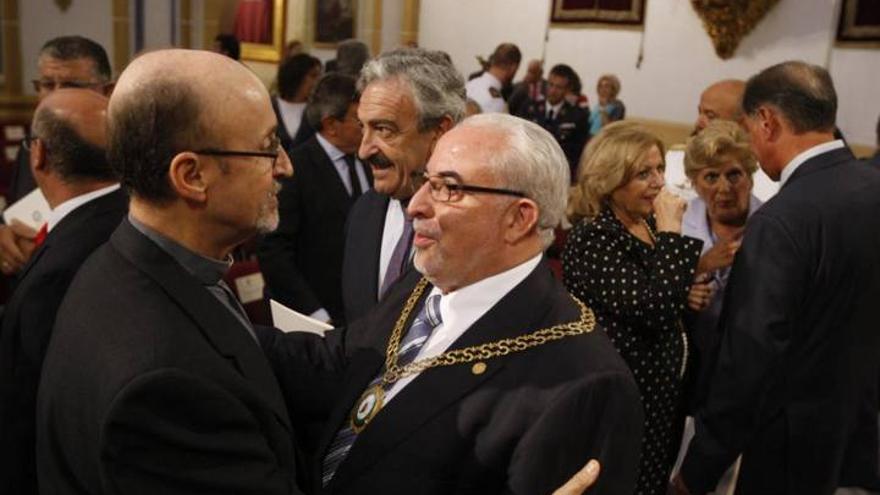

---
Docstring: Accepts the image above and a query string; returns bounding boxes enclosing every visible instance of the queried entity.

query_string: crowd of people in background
[0,32,878,495]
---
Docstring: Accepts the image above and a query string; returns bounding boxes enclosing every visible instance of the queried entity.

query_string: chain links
[380,278,596,385]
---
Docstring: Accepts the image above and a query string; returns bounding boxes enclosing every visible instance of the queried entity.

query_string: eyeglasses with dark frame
[194,137,282,169]
[415,171,527,203]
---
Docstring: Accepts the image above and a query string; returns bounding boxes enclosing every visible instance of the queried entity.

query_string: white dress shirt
[277,98,306,139]
[545,101,563,120]
[315,133,369,195]
[378,199,407,294]
[46,184,121,232]
[778,139,845,188]
[383,253,543,403]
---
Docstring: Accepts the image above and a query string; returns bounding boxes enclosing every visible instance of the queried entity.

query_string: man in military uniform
[522,64,590,181]
[465,43,521,114]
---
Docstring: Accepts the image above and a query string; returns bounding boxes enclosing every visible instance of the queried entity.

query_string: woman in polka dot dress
[563,122,703,495]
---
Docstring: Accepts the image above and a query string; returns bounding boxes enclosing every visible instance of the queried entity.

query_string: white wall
[142,0,175,50]
[20,0,115,91]
[419,0,880,148]
[381,0,405,52]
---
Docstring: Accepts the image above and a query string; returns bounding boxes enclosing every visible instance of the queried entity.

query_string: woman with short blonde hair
[680,119,762,413]
[564,120,702,494]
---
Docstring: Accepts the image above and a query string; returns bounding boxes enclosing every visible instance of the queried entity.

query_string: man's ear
[503,198,540,244]
[29,139,48,175]
[756,106,782,142]
[167,151,209,203]
[425,115,456,157]
[321,115,338,138]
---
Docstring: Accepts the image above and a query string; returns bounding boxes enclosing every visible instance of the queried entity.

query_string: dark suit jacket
[259,136,370,324]
[507,80,546,118]
[0,187,127,495]
[340,190,390,324]
[264,261,644,495]
[681,147,880,494]
[522,100,590,180]
[36,219,304,495]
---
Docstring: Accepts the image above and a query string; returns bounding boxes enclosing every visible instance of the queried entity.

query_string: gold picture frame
[239,0,287,63]
[312,0,357,48]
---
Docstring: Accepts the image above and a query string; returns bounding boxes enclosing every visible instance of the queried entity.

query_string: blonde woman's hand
[653,190,687,233]
[687,280,715,312]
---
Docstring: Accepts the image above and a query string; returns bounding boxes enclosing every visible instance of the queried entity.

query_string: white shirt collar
[431,253,543,339]
[47,183,121,232]
[779,139,845,188]
[315,132,347,163]
[546,100,563,118]
[383,252,543,404]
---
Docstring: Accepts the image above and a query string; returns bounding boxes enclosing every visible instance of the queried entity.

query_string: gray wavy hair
[457,114,569,248]
[358,48,466,131]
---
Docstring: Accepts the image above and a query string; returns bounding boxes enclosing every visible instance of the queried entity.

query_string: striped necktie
[322,293,443,486]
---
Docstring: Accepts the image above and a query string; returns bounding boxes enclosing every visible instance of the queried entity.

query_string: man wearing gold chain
[261,113,643,494]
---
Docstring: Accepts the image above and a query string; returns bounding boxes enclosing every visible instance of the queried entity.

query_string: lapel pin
[471,362,487,375]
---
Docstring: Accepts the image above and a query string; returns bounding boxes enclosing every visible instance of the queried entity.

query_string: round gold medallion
[471,362,487,375]
[351,384,385,433]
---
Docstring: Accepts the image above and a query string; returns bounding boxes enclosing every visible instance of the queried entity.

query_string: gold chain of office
[380,277,597,386]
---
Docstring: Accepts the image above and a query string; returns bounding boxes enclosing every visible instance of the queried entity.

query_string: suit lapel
[110,219,292,431]
[16,189,127,281]
[306,138,355,211]
[362,193,389,303]
[329,261,562,490]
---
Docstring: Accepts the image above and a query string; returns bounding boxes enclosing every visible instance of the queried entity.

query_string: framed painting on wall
[232,0,287,62]
[837,0,880,45]
[550,0,646,26]
[313,0,356,46]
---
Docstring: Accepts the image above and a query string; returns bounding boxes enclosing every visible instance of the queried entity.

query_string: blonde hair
[568,121,665,223]
[597,74,621,98]
[684,120,758,180]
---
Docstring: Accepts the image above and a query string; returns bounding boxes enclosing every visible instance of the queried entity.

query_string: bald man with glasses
[1,35,113,277]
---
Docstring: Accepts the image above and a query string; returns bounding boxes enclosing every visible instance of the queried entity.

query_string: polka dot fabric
[562,207,702,495]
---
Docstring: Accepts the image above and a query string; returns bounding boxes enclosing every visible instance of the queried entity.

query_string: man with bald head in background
[673,61,880,495]
[694,79,746,134]
[0,35,113,276]
[36,49,299,494]
[0,88,125,495]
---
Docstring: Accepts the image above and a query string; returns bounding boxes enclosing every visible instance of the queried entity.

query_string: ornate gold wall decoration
[691,0,779,59]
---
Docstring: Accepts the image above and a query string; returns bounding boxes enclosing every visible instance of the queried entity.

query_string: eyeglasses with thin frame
[194,137,282,169]
[31,79,106,93]
[414,171,527,203]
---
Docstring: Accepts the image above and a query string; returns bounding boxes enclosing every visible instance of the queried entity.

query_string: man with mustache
[263,113,643,494]
[36,49,299,494]
[341,48,464,324]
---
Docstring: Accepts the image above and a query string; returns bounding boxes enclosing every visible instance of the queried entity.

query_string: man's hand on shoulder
[552,459,600,495]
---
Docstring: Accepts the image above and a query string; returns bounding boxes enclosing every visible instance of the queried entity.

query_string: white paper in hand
[270,299,333,335]
[2,188,51,230]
